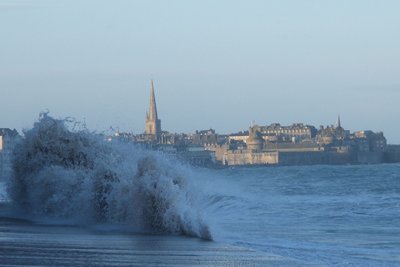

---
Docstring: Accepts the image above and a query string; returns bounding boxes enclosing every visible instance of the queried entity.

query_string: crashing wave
[7,113,212,240]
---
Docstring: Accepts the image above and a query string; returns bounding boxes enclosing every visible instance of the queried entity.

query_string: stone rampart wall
[224,151,278,166]
[278,151,353,166]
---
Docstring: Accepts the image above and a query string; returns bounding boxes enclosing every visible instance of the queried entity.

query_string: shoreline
[0,213,308,267]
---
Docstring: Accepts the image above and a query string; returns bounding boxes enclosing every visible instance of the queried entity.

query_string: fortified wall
[222,150,278,166]
[278,150,352,166]
[384,145,400,163]
[212,149,384,166]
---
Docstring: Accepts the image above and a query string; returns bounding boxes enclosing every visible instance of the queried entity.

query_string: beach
[0,211,303,267]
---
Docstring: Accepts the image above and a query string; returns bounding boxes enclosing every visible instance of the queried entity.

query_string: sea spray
[7,113,212,240]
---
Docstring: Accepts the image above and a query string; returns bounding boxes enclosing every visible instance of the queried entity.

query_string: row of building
[208,122,389,166]
[103,81,400,167]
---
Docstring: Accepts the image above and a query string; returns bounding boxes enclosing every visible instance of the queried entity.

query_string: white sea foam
[0,182,6,202]
[6,113,212,240]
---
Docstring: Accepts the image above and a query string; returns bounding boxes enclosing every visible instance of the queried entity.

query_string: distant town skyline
[0,0,399,143]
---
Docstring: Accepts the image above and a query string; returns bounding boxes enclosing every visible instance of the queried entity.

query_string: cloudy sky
[1,0,399,142]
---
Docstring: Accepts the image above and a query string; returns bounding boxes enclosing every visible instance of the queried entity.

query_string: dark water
[202,164,400,266]
[0,214,296,267]
[1,163,399,266]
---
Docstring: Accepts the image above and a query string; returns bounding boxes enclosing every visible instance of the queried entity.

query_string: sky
[0,0,399,143]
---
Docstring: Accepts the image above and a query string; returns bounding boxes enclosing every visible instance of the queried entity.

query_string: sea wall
[174,150,214,166]
[356,151,384,164]
[223,151,278,166]
[278,151,352,166]
[384,145,400,163]
[217,150,384,166]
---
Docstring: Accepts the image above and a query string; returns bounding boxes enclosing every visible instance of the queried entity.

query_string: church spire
[148,80,158,120]
[337,115,341,128]
[145,80,161,138]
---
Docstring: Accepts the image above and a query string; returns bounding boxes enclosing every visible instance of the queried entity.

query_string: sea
[199,164,400,266]
[0,115,399,266]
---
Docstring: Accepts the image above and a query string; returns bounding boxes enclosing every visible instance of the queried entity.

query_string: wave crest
[7,113,212,240]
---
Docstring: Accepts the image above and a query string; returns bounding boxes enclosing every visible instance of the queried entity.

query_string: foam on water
[0,182,6,202]
[6,113,212,240]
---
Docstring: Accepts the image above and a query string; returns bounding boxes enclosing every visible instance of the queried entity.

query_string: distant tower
[247,126,264,152]
[145,80,161,139]
[337,115,341,128]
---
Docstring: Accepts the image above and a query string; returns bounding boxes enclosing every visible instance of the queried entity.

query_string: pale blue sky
[0,0,399,142]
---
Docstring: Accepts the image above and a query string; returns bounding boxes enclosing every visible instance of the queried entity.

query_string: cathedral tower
[145,80,161,139]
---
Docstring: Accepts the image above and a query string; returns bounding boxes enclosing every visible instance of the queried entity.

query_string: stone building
[229,123,317,144]
[190,129,219,145]
[260,123,317,143]
[316,116,349,145]
[353,130,387,152]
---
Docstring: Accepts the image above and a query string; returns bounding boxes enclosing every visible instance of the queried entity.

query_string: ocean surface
[199,164,400,266]
[2,164,400,266]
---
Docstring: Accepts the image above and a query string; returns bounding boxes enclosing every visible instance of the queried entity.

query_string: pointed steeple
[148,80,158,120]
[337,115,341,128]
[145,80,162,138]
